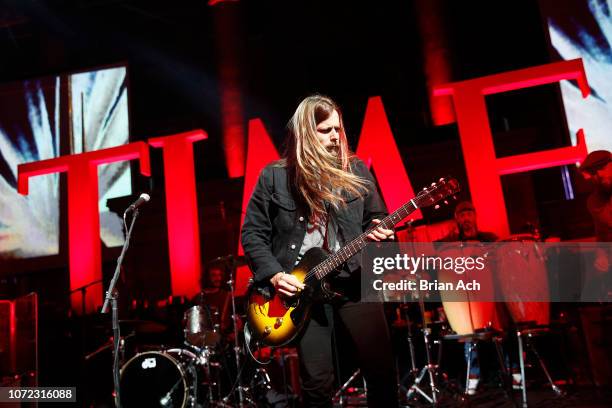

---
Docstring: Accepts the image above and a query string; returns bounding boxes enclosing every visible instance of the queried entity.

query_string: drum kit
[94,230,563,407]
[105,255,292,408]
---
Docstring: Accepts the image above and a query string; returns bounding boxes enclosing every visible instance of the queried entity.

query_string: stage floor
[335,386,612,408]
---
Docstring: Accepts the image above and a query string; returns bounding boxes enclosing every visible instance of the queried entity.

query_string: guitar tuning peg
[444,200,449,205]
[434,204,440,210]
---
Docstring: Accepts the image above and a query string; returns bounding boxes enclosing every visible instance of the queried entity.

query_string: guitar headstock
[415,177,461,209]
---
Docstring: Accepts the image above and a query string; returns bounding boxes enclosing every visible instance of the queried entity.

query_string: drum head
[120,351,187,408]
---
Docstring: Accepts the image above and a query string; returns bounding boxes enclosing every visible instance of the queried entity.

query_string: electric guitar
[245,177,460,347]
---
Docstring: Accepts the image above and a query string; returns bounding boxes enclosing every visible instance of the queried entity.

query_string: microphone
[126,193,151,213]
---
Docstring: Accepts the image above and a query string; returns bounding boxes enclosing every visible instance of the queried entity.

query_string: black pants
[297,299,398,408]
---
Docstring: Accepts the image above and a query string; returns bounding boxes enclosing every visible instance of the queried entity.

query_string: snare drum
[119,348,199,407]
[183,305,221,348]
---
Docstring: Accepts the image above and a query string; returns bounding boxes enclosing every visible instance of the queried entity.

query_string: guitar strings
[302,179,455,282]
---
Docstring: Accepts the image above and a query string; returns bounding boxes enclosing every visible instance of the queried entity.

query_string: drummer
[439,201,498,243]
[437,201,498,395]
[191,262,233,338]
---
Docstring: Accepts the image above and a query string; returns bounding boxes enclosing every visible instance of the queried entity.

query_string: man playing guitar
[241,95,398,407]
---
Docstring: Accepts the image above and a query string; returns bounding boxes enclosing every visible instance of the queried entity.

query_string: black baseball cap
[580,150,611,175]
[454,201,475,215]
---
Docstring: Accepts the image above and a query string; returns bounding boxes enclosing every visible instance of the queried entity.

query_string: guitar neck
[311,199,419,280]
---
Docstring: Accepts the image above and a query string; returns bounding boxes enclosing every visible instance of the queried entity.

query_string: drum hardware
[404,324,440,404]
[395,304,419,381]
[399,229,443,406]
[398,316,453,405]
[213,309,221,332]
[400,227,469,405]
[160,377,185,407]
[273,347,300,404]
[105,252,296,408]
[207,254,248,268]
[114,252,289,408]
[68,278,103,316]
[395,222,436,404]
[250,368,272,394]
[215,255,246,407]
[515,325,565,408]
[333,369,366,407]
[213,254,252,407]
[214,254,295,407]
[191,344,225,407]
[85,332,136,362]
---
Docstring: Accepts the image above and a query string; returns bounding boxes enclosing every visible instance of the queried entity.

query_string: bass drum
[120,349,199,408]
[497,234,549,325]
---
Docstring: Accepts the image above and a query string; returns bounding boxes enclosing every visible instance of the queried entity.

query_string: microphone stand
[101,208,141,408]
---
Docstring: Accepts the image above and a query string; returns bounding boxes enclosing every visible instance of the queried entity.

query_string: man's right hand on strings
[271,272,305,297]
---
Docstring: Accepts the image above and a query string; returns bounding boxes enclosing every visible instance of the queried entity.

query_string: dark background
[0,0,600,403]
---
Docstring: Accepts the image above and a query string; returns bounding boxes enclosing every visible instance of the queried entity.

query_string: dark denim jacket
[241,158,388,284]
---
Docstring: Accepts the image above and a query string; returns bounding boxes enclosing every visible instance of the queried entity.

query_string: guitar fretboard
[304,178,458,282]
[307,199,419,281]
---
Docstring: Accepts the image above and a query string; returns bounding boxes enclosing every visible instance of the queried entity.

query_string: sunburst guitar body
[246,247,329,347]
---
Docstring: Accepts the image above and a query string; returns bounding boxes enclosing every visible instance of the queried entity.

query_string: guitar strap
[323,202,338,253]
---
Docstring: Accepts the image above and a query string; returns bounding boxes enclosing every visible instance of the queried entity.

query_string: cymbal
[93,319,168,334]
[119,320,167,334]
[207,254,247,267]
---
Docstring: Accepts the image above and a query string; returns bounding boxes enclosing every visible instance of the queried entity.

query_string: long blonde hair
[282,95,369,217]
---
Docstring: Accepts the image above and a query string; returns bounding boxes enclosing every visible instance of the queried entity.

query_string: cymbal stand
[225,255,247,408]
[333,369,364,406]
[398,303,418,376]
[405,293,440,405]
[403,222,440,404]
